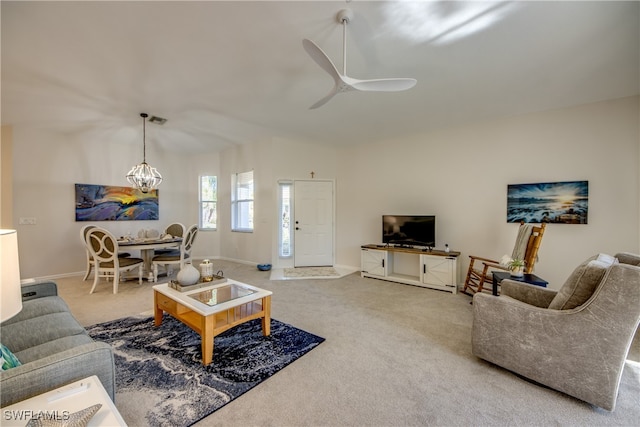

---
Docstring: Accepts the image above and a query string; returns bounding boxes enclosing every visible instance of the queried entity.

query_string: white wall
[10,96,639,286]
[337,96,639,287]
[12,126,202,278]
[217,136,338,267]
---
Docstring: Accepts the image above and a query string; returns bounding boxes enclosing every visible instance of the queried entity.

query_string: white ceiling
[2,1,638,154]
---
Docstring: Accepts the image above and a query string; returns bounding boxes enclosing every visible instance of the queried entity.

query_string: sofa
[0,281,115,407]
[472,252,640,411]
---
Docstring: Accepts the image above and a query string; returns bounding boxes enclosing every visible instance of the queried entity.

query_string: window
[279,181,292,257]
[199,175,217,230]
[231,170,254,232]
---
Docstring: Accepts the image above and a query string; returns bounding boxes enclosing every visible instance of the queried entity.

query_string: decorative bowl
[257,264,272,271]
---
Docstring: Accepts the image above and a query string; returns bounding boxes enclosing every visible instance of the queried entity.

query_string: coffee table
[153,280,272,366]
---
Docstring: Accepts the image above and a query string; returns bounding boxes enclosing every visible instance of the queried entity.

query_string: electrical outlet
[19,217,37,225]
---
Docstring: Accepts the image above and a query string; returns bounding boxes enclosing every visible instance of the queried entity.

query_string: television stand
[360,244,460,293]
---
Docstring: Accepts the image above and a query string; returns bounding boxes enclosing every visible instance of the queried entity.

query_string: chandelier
[126,113,162,193]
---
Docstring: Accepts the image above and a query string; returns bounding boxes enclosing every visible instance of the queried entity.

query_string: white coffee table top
[1,375,127,426]
[153,279,272,316]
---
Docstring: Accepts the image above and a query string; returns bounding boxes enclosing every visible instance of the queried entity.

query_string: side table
[1,375,127,426]
[492,271,548,296]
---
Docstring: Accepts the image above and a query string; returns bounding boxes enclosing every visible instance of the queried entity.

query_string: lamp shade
[1,229,22,322]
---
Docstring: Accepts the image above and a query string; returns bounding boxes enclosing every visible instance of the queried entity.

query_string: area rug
[283,266,339,278]
[87,315,324,426]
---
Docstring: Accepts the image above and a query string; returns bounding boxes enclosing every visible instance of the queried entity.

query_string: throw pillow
[596,253,616,265]
[548,256,615,310]
[1,343,22,370]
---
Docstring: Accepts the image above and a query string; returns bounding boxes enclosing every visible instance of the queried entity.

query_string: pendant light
[126,113,162,193]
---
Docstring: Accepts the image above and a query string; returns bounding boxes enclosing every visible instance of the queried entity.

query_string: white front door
[294,180,334,267]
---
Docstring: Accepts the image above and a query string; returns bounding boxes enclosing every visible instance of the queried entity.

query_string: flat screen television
[382,215,435,247]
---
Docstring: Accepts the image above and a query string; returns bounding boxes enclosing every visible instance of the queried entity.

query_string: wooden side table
[1,375,126,426]
[492,271,548,296]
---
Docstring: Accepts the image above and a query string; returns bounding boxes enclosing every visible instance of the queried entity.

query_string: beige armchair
[472,253,640,411]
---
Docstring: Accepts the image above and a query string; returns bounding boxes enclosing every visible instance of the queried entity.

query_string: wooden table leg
[201,314,214,366]
[261,295,271,336]
[153,291,163,326]
[141,248,155,282]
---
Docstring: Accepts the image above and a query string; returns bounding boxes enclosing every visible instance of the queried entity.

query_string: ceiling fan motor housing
[337,9,353,24]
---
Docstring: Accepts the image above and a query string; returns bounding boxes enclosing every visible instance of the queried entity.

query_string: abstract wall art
[507,180,588,224]
[75,183,159,221]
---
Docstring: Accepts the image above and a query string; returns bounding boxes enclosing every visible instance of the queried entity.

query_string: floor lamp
[1,229,22,323]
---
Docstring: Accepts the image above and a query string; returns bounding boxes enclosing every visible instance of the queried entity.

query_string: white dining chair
[154,222,185,258]
[152,224,198,282]
[80,225,98,281]
[81,224,131,281]
[86,227,144,294]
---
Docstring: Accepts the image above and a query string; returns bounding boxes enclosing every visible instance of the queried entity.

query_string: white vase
[510,267,524,278]
[177,263,200,286]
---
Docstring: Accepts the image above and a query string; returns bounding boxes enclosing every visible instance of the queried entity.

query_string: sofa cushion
[1,312,87,353]
[548,254,615,310]
[1,296,70,326]
[1,344,21,370]
[14,335,94,364]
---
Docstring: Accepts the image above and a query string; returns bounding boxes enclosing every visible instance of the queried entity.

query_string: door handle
[295,227,300,230]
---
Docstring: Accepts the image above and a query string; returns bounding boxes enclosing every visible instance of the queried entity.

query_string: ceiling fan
[303,8,417,109]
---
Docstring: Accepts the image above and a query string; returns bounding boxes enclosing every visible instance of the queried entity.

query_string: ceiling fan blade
[303,39,341,82]
[303,10,417,108]
[309,86,340,109]
[348,78,417,92]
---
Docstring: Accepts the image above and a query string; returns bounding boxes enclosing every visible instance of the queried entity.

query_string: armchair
[463,222,545,295]
[471,253,640,411]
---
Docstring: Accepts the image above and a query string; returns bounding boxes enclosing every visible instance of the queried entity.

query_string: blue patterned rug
[87,315,324,426]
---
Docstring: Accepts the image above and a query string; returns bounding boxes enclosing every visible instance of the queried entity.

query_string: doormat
[284,266,340,278]
[87,315,324,426]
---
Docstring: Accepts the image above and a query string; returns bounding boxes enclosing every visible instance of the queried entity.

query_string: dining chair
[154,222,185,257]
[152,224,198,282]
[81,225,131,281]
[86,227,144,294]
[80,225,98,281]
[164,222,185,238]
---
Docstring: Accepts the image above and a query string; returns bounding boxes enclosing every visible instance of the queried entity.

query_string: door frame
[275,179,336,269]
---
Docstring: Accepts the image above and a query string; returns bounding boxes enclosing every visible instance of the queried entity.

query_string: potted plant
[508,258,525,277]
[501,255,525,277]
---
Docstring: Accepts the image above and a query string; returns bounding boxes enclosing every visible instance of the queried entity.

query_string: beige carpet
[53,259,640,426]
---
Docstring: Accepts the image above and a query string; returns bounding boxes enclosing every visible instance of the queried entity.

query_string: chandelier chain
[141,112,148,163]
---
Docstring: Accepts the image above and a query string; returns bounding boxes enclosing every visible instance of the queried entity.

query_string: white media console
[360,244,460,294]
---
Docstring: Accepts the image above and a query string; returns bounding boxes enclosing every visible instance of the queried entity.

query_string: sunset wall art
[75,183,159,221]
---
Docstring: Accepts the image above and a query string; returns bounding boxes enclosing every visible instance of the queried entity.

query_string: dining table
[117,237,182,282]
